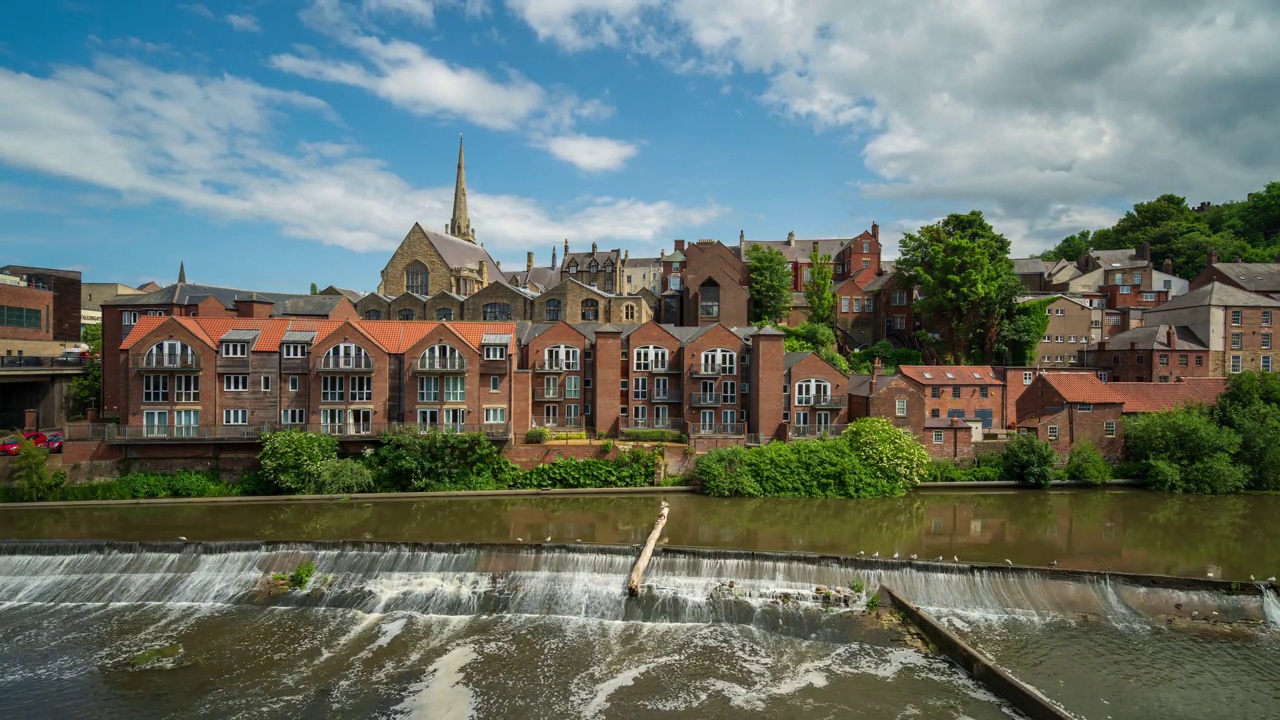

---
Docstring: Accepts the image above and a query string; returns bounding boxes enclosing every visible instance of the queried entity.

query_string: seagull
[1207,572,1214,578]
[871,552,879,558]
[1269,577,1277,583]
[909,554,918,561]
[1192,611,1199,617]
[516,538,523,542]
[544,536,551,542]
[936,556,943,562]
[177,536,187,541]
[892,552,900,559]
[858,551,865,556]
[1048,560,1058,568]
[953,556,960,562]
[1004,559,1013,566]
[575,539,582,543]
[1251,575,1256,581]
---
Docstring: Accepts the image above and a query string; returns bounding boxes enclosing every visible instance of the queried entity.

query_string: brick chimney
[870,357,882,394]
[527,252,534,272]
[235,295,273,318]
[812,240,820,255]
[1166,326,1177,350]
[563,238,569,256]
[787,231,796,247]
[871,221,879,243]
[674,239,685,251]
[1163,258,1174,274]
[1208,246,1219,267]
[1139,242,1150,261]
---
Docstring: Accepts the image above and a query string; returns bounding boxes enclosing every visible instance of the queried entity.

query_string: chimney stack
[1234,254,1242,263]
[1140,242,1151,261]
[1166,326,1176,350]
[812,240,820,255]
[592,241,598,254]
[623,249,629,262]
[564,238,569,255]
[870,357,882,393]
[675,239,686,251]
[787,231,796,247]
[552,246,558,268]
[1163,258,1173,274]
[527,252,534,272]
[1208,246,1219,267]
[871,222,879,242]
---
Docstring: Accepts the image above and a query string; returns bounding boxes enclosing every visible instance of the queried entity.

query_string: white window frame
[1104,420,1116,437]
[633,376,648,400]
[221,342,248,357]
[224,375,248,392]
[565,375,580,399]
[282,343,307,359]
[1077,403,1092,412]
[1047,425,1059,441]
[349,375,373,402]
[700,348,737,375]
[261,375,272,392]
[289,375,299,392]
[281,409,306,424]
[933,430,944,444]
[223,408,248,425]
[143,374,169,403]
[490,376,500,392]
[444,375,466,403]
[484,407,507,423]
[895,398,907,417]
[143,409,168,437]
[483,345,507,360]
[321,375,345,403]
[1231,355,1243,373]
[1264,355,1273,373]
[721,380,737,405]
[418,375,440,403]
[174,375,199,403]
[174,409,198,437]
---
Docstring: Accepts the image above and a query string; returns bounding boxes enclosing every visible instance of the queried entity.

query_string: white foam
[393,644,478,720]
[581,655,676,718]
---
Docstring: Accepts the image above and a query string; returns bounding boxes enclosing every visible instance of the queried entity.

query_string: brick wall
[0,283,54,344]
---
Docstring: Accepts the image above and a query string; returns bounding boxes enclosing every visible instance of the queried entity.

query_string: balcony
[689,392,721,406]
[97,421,510,442]
[414,357,466,373]
[794,395,848,409]
[689,423,745,436]
[691,363,731,377]
[536,359,580,372]
[650,388,680,402]
[130,353,201,371]
[788,424,847,439]
[621,418,683,431]
[534,387,564,401]
[318,356,374,371]
[531,417,584,430]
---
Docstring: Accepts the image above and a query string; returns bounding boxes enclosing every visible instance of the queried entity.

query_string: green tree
[998,297,1054,366]
[1001,433,1058,487]
[368,431,515,492]
[898,211,1021,362]
[1038,230,1094,264]
[13,439,63,501]
[1213,371,1280,490]
[1064,441,1111,485]
[69,323,103,411]
[843,417,930,488]
[309,282,319,295]
[258,430,339,494]
[1124,408,1246,494]
[803,249,836,329]
[745,244,792,323]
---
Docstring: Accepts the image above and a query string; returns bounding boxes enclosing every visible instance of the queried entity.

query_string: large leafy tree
[803,249,836,329]
[744,244,791,323]
[898,211,1020,363]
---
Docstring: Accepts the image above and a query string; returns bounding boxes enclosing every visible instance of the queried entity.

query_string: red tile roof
[121,317,519,354]
[898,365,1004,386]
[1042,372,1125,404]
[1109,378,1226,413]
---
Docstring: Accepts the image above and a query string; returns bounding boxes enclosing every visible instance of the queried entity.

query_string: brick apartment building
[1082,325,1212,383]
[0,264,82,343]
[1142,281,1280,376]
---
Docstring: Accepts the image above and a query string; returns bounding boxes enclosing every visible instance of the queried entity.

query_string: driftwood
[627,501,669,596]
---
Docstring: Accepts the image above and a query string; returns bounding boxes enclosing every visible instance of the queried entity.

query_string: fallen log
[627,501,669,597]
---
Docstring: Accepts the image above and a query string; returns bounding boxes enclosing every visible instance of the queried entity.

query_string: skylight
[945,372,956,379]
[922,372,933,379]
[972,372,982,378]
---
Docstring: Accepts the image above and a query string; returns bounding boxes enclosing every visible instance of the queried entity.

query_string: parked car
[0,432,48,456]
[45,431,64,453]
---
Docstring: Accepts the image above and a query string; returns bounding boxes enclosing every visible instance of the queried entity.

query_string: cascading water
[1264,586,1280,629]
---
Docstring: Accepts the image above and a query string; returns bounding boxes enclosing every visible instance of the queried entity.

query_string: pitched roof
[1108,378,1226,413]
[320,286,366,303]
[122,318,517,354]
[1210,263,1280,293]
[1042,372,1125,404]
[1012,258,1050,276]
[562,248,621,269]
[1150,281,1280,312]
[413,222,502,272]
[740,233,868,263]
[898,365,1004,386]
[784,351,810,371]
[1091,248,1148,269]
[1094,324,1207,351]
[861,271,897,292]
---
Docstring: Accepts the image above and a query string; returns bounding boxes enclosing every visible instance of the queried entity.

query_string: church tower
[448,135,475,243]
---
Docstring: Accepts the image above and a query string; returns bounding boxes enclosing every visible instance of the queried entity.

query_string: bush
[115,470,226,499]
[312,458,375,495]
[368,432,515,492]
[258,431,338,494]
[620,429,685,443]
[117,472,173,499]
[233,470,281,497]
[525,428,550,444]
[925,459,964,482]
[964,464,1003,482]
[510,448,659,489]
[1124,409,1245,494]
[1001,433,1057,487]
[12,440,63,501]
[843,417,929,488]
[1064,442,1111,485]
[695,438,908,498]
[168,470,230,497]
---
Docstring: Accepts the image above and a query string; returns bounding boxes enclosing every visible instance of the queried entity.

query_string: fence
[78,422,512,442]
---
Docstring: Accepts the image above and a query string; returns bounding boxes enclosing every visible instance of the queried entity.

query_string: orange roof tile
[1109,378,1226,413]
[898,365,1004,386]
[123,318,520,355]
[119,316,167,349]
[1042,373,1125,404]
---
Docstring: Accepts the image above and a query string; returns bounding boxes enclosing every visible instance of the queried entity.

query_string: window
[421,344,463,371]
[895,398,907,417]
[321,375,345,402]
[320,408,345,434]
[1023,371,1033,385]
[1231,309,1243,326]
[1136,355,1144,365]
[633,377,648,400]
[224,375,248,391]
[841,297,850,313]
[261,375,272,391]
[364,310,383,320]
[568,262,578,274]
[1195,356,1203,366]
[1056,308,1066,316]
[174,375,200,402]
[930,386,942,399]
[1231,355,1243,373]
[853,298,863,312]
[1178,355,1188,367]
[1133,273,1143,285]
[933,430,944,444]
[322,343,372,370]
[700,349,737,375]
[803,268,813,284]
[436,308,453,321]
[1047,425,1059,441]
[581,299,599,321]
[1232,332,1243,349]
[1077,403,1092,412]
[979,386,989,399]
[484,345,507,360]
[892,289,908,305]
[542,298,563,322]
[349,376,372,402]
[405,261,429,295]
[1264,310,1273,327]
[545,345,580,371]
[1265,355,1274,373]
[1107,316,1121,326]
[223,409,248,425]
[490,376,500,392]
[653,376,669,400]
[930,408,940,418]
[484,407,506,424]
[1143,293,1156,302]
[565,376,580,399]
[721,380,737,404]
[221,342,247,357]
[1056,336,1064,343]
[174,410,199,437]
[397,308,416,321]
[1265,333,1273,350]
[142,410,168,437]
[864,297,874,312]
[281,409,306,424]
[584,404,592,415]
[619,405,629,417]
[121,310,139,326]
[143,375,169,403]
[1159,354,1169,366]
[1104,420,1116,437]
[482,303,512,321]
[1097,372,1108,382]
[624,304,637,321]
[1068,335,1076,343]
[418,376,440,402]
[444,376,465,402]
[1119,286,1131,294]
[634,346,668,372]
[1113,272,1123,284]
[620,378,629,391]
[951,387,961,399]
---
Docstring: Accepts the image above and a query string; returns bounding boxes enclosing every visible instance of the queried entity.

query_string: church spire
[178,261,186,284]
[449,134,475,243]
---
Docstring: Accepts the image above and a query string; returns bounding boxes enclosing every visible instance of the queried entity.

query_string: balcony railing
[788,424,847,439]
[536,359,580,372]
[650,388,680,402]
[689,392,721,406]
[415,357,468,372]
[130,353,201,370]
[691,363,732,377]
[689,423,745,436]
[794,395,848,409]
[100,421,510,442]
[621,418,683,431]
[317,356,374,371]
[533,387,564,401]
[531,417,584,429]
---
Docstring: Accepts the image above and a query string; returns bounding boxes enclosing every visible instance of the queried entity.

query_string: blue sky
[2,1,1278,293]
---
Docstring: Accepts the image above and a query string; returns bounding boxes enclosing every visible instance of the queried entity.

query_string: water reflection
[3,490,1278,581]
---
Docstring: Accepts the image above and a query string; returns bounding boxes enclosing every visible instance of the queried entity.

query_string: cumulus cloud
[225,13,262,32]
[0,58,718,255]
[541,134,637,172]
[505,0,1280,251]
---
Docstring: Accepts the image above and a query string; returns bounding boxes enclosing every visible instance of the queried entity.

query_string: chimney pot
[592,241,598,253]
[1234,254,1242,263]
[787,231,796,247]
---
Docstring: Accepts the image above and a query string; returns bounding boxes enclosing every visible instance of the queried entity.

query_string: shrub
[118,471,174,498]
[258,431,338,494]
[620,429,685,443]
[525,428,550,444]
[511,448,659,489]
[1064,442,1111,485]
[1124,408,1245,493]
[925,459,964,482]
[695,438,907,498]
[312,458,375,495]
[233,470,281,497]
[964,464,1003,482]
[168,470,230,497]
[1001,433,1057,487]
[843,417,930,488]
[12,440,63,501]
[368,431,515,492]
[600,439,615,453]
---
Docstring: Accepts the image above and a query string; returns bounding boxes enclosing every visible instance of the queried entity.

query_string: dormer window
[483,345,507,360]
[282,343,307,359]
[568,262,578,274]
[221,342,248,357]
[588,261,599,273]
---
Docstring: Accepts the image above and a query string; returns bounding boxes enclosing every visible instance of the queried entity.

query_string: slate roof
[861,271,897,292]
[1210,263,1280,293]
[320,286,366,303]
[104,282,305,310]
[1092,248,1148,269]
[741,236,858,264]
[219,329,261,342]
[562,249,621,270]
[415,223,502,272]
[784,351,810,371]
[1094,325,1207,351]
[1150,281,1280,312]
[1012,258,1051,275]
[898,366,1003,386]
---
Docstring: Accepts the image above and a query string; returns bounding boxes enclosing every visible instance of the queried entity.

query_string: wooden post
[627,501,669,596]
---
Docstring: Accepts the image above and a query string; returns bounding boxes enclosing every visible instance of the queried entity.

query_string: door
[350,409,372,435]
[443,408,465,431]
[418,408,439,431]
[632,405,647,428]
[143,410,168,438]
[174,410,199,438]
[974,409,993,429]
[816,411,831,434]
[699,409,715,433]
[543,404,559,427]
[653,405,669,428]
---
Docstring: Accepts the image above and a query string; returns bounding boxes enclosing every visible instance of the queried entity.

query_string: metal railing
[531,418,584,429]
[317,356,374,371]
[1,355,91,369]
[689,392,722,406]
[788,424,847,439]
[533,387,564,401]
[415,357,468,372]
[99,421,511,442]
[793,395,848,409]
[689,423,745,436]
[620,418,683,431]
[129,353,201,370]
[536,359,580,372]
[690,363,731,376]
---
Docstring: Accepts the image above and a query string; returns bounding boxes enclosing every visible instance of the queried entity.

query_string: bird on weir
[1004,559,1013,566]
[544,536,551,542]
[177,536,187,541]
[1268,576,1277,583]
[858,551,865,556]
[909,554,918,561]
[953,556,960,562]
[871,552,880,558]
[1048,560,1058,568]
[935,556,943,562]
[892,552,900,559]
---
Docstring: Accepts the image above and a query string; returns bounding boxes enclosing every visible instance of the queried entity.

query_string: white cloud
[0,57,716,256]
[541,133,636,172]
[225,13,262,32]
[179,3,215,19]
[505,0,1280,252]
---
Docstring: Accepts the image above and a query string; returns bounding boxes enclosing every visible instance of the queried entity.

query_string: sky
[2,1,1279,293]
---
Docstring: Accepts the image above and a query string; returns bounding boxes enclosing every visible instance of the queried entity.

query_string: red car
[0,432,48,456]
[45,431,64,453]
